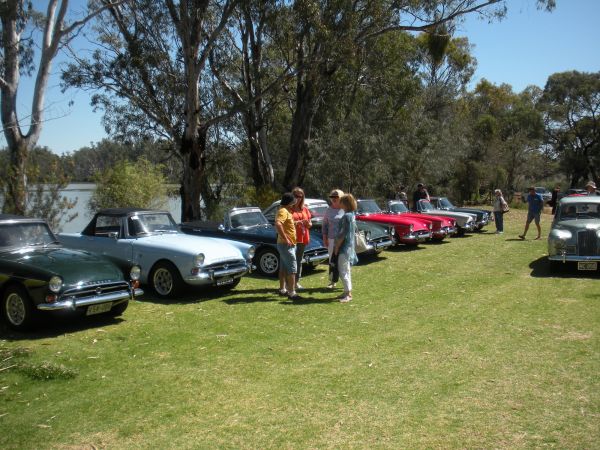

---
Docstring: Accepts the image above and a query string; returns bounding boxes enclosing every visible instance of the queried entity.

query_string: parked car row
[2,196,494,331]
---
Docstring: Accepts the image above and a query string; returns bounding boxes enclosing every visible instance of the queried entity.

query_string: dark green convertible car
[0,215,143,331]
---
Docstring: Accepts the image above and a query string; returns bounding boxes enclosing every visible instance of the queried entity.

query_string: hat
[417,183,424,188]
[586,181,596,189]
[329,189,344,198]
[280,192,295,206]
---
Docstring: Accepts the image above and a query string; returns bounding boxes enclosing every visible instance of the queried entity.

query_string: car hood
[4,246,123,286]
[450,207,489,219]
[357,213,430,230]
[423,209,474,225]
[357,221,390,239]
[135,233,247,262]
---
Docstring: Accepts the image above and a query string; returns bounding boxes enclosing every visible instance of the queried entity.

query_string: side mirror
[218,224,225,231]
[108,231,119,239]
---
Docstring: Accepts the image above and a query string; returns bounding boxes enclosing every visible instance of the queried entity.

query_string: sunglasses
[294,194,303,198]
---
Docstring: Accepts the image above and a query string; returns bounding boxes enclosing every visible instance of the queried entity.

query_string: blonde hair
[340,193,357,212]
[292,186,305,209]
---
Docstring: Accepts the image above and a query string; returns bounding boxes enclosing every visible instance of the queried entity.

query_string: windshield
[439,198,454,208]
[308,205,328,219]
[418,200,434,211]
[230,211,269,228]
[0,222,57,249]
[130,213,178,235]
[559,203,600,220]
[358,200,382,214]
[388,202,408,213]
[535,187,548,194]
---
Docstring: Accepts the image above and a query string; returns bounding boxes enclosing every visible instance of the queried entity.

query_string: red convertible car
[386,200,457,241]
[356,199,432,245]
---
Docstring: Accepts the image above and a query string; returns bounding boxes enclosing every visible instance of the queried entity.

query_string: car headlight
[390,227,395,236]
[553,239,567,251]
[49,276,63,293]
[194,253,205,267]
[247,246,256,260]
[130,265,141,281]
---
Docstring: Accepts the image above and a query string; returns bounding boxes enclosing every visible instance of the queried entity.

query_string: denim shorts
[277,243,297,274]
[526,211,541,224]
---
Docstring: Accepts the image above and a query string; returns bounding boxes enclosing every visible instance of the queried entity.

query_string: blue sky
[4,0,600,154]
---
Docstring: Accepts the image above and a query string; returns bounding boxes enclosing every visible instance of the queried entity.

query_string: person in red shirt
[291,187,312,290]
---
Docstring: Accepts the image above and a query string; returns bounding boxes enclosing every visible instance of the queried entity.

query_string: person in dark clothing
[412,183,430,211]
[549,184,561,215]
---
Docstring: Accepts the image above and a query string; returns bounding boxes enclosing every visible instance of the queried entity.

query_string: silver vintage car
[59,208,255,298]
[547,196,600,272]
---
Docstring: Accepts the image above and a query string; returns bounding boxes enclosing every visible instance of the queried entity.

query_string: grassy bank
[1,209,598,449]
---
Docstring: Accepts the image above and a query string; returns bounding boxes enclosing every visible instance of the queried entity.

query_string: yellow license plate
[577,261,597,271]
[87,303,112,316]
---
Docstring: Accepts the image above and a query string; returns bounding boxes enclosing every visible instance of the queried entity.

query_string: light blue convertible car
[58,208,255,298]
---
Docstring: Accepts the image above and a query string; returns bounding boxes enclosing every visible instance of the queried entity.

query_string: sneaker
[519,235,525,240]
[295,283,304,290]
[327,283,336,289]
[288,292,302,300]
[278,289,288,296]
[339,296,352,303]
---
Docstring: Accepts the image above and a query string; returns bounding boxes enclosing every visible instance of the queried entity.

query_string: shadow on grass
[529,256,600,279]
[423,239,450,246]
[0,313,125,341]
[385,245,425,252]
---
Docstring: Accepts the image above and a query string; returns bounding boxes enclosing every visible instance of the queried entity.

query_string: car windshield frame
[229,210,270,228]
[130,212,179,235]
[358,200,382,214]
[418,200,434,211]
[439,197,454,208]
[388,202,409,213]
[0,221,58,250]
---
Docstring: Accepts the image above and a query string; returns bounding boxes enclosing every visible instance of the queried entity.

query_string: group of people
[274,188,358,303]
[394,183,430,211]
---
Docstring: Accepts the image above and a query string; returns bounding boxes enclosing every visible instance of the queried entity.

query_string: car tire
[149,261,183,298]
[2,285,37,331]
[256,248,279,277]
[108,300,129,316]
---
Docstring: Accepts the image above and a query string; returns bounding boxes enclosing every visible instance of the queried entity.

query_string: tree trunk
[245,111,274,188]
[284,80,316,190]
[179,131,205,222]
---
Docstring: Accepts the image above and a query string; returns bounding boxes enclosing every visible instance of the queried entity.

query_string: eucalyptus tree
[279,0,555,190]
[539,71,600,186]
[0,0,121,215]
[63,0,242,221]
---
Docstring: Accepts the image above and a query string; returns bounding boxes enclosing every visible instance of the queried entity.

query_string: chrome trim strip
[37,290,133,311]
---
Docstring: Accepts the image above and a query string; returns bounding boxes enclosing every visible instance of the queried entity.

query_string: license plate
[216,277,234,286]
[86,302,112,316]
[577,261,597,271]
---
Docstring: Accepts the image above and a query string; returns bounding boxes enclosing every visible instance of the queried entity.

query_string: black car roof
[96,208,169,216]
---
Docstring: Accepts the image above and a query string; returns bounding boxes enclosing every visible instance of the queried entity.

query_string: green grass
[1,209,598,449]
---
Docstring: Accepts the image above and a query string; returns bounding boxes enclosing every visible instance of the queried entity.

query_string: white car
[415,200,476,234]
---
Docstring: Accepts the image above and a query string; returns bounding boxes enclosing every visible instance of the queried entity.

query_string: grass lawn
[1,208,598,449]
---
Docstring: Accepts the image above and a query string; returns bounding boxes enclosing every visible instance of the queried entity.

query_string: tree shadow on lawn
[529,256,600,279]
[0,312,125,341]
[385,245,426,252]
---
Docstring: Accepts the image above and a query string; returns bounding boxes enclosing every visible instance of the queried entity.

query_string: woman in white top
[493,189,508,234]
[322,189,345,288]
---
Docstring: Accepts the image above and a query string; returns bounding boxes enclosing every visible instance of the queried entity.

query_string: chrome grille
[203,260,247,271]
[577,230,598,256]
[61,281,130,300]
[304,248,328,258]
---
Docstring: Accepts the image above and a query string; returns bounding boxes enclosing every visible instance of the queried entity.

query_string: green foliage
[242,185,281,209]
[89,158,169,213]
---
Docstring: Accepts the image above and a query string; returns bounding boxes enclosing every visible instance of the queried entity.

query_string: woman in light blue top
[322,189,345,288]
[334,194,359,303]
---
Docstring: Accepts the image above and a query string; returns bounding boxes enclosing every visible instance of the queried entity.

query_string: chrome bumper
[548,255,600,263]
[398,232,432,243]
[363,238,394,253]
[303,253,330,264]
[184,264,251,285]
[37,288,143,311]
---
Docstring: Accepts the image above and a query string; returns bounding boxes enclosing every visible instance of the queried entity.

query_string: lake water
[57,183,182,233]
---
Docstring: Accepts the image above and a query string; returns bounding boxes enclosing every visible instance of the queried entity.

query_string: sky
[3,0,600,155]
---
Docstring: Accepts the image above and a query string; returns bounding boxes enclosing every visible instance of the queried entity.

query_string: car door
[87,215,135,265]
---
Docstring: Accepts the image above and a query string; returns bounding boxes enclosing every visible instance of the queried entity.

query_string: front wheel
[149,261,183,298]
[256,248,280,276]
[2,285,37,331]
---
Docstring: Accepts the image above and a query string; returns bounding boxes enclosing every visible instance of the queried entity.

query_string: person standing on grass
[291,187,312,290]
[274,192,301,300]
[493,189,508,234]
[334,194,359,303]
[322,189,345,289]
[412,183,430,211]
[585,181,598,196]
[549,184,561,215]
[519,186,544,240]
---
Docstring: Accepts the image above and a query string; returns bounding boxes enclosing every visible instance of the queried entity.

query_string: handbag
[502,204,510,214]
[354,229,369,253]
